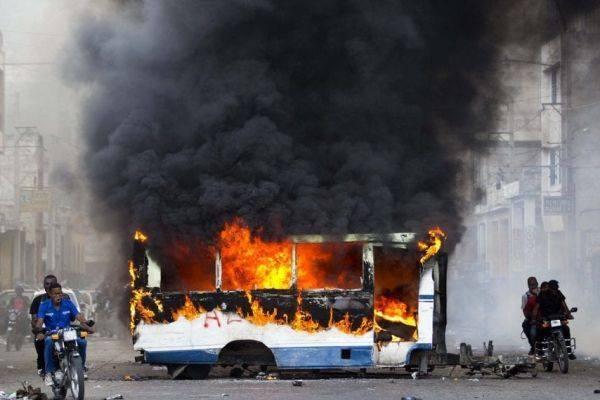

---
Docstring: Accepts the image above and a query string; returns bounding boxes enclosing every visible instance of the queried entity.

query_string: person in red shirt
[8,285,29,313]
[521,276,538,355]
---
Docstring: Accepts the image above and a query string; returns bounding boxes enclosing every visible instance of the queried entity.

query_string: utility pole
[13,126,44,284]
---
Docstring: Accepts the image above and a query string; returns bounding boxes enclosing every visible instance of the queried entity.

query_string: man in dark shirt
[534,280,575,360]
[29,274,58,375]
[536,282,562,317]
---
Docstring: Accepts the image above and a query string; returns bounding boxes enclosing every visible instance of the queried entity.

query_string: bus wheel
[168,365,211,380]
[230,367,244,378]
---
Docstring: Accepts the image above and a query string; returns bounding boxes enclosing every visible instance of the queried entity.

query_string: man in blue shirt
[35,283,95,386]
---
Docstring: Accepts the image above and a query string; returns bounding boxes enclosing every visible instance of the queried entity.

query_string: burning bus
[129,221,448,378]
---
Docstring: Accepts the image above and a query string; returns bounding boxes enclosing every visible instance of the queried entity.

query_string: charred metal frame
[130,233,421,341]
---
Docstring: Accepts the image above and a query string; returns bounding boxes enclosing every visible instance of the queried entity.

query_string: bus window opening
[374,246,420,342]
[159,241,216,292]
[296,243,363,290]
[219,222,292,290]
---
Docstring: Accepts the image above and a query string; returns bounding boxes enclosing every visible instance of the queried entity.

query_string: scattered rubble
[0,383,48,400]
[255,372,278,381]
[292,380,303,387]
[105,395,124,400]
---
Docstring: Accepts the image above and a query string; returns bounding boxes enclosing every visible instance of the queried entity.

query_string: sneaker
[54,371,64,382]
[84,366,89,380]
[37,369,44,377]
[44,374,53,387]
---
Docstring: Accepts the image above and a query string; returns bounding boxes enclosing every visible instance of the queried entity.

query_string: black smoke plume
[68,1,513,257]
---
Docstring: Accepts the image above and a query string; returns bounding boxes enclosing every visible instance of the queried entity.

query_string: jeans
[34,338,45,370]
[44,337,87,374]
[522,319,537,349]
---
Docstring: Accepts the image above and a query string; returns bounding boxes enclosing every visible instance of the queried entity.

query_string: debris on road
[292,380,303,387]
[255,372,278,381]
[593,389,600,394]
[105,395,124,400]
[0,383,49,400]
[122,375,142,381]
[6,366,14,369]
[401,397,422,400]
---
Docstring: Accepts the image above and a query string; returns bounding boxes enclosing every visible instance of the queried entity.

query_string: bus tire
[167,364,210,380]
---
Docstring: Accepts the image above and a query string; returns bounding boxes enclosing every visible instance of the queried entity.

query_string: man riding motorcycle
[34,283,95,386]
[533,281,576,360]
[30,274,59,375]
[8,285,29,313]
[5,285,29,351]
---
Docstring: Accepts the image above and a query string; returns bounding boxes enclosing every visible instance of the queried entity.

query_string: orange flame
[128,260,136,289]
[374,295,416,327]
[243,293,372,335]
[129,287,164,333]
[134,230,148,242]
[129,252,164,333]
[418,227,446,265]
[172,296,205,321]
[290,294,321,333]
[220,219,292,290]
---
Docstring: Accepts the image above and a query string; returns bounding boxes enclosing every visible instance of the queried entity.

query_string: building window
[549,148,559,186]
[551,68,558,104]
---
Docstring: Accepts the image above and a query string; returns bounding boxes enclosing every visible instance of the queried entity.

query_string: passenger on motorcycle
[521,277,538,355]
[34,283,95,386]
[533,281,575,360]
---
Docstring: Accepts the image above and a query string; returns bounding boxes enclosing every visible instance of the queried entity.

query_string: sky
[0,0,87,147]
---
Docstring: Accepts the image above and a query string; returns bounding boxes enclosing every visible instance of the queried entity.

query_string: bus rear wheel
[167,364,211,380]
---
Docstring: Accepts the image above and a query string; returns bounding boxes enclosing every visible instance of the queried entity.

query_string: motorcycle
[47,322,94,400]
[5,309,26,351]
[535,307,577,374]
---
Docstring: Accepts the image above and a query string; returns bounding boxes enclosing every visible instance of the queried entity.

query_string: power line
[1,29,65,37]
[3,62,54,66]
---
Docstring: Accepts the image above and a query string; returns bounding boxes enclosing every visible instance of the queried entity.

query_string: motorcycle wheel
[555,333,569,374]
[68,356,85,400]
[543,362,554,372]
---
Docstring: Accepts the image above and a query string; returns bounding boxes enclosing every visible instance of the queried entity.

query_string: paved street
[1,336,600,400]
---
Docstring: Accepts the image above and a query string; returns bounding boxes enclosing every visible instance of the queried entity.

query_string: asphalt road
[1,336,600,400]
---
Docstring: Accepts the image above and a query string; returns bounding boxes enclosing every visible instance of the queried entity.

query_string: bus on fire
[129,222,448,378]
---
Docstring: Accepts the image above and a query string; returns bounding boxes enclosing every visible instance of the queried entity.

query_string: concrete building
[0,128,45,289]
[450,2,600,344]
[0,29,5,150]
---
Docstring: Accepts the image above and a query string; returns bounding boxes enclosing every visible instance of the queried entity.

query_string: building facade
[450,3,600,344]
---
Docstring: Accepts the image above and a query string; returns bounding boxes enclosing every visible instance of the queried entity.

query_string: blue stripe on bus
[144,349,218,365]
[145,346,373,368]
[405,343,433,365]
[418,295,434,300]
[273,346,373,369]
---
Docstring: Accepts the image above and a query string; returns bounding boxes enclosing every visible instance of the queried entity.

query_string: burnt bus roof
[290,233,416,245]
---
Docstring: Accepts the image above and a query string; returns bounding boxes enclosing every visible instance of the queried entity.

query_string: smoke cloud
[66,1,516,260]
